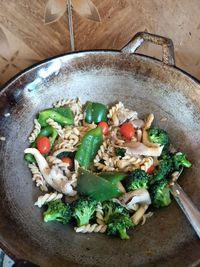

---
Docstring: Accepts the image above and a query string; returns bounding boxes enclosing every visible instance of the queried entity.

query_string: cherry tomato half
[36,136,51,154]
[62,157,73,170]
[98,121,109,135]
[147,165,155,174]
[120,122,135,140]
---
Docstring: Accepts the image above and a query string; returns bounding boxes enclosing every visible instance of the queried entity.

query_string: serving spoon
[170,170,200,238]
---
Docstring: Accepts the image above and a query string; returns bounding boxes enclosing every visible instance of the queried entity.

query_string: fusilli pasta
[74,224,107,233]
[28,119,41,143]
[28,163,48,192]
[35,192,63,208]
[46,118,65,138]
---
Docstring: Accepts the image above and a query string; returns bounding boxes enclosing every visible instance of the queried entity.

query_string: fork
[170,170,200,238]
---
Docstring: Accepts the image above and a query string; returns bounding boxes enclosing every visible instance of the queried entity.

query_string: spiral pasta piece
[140,157,154,172]
[96,203,105,225]
[74,224,107,233]
[46,118,65,138]
[34,192,63,208]
[28,163,48,192]
[28,119,41,143]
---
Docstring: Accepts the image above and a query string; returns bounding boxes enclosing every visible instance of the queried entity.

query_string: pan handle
[121,32,175,66]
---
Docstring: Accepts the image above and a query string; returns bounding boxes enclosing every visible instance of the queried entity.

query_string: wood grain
[0,0,200,85]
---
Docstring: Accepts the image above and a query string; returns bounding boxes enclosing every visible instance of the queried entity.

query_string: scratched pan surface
[0,50,200,267]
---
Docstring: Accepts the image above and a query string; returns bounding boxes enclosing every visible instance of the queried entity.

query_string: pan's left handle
[121,32,175,66]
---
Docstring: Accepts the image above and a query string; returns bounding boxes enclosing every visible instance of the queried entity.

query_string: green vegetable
[115,147,126,157]
[39,125,58,148]
[75,127,103,169]
[77,168,123,202]
[151,154,173,184]
[24,153,36,163]
[24,142,36,163]
[53,107,74,118]
[147,127,170,150]
[107,212,133,240]
[123,169,150,191]
[150,179,171,208]
[72,197,98,226]
[172,152,192,170]
[102,200,128,223]
[56,151,75,159]
[43,200,72,224]
[84,101,108,124]
[38,108,74,127]
[99,172,127,185]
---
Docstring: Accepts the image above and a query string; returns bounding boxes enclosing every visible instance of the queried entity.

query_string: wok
[0,32,200,267]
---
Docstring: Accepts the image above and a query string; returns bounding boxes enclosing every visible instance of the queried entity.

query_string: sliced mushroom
[142,113,159,148]
[24,148,76,196]
[123,142,163,157]
[120,189,151,211]
[117,109,138,125]
[130,119,145,129]
[131,204,149,225]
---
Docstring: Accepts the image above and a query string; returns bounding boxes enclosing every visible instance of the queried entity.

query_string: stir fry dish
[24,99,192,240]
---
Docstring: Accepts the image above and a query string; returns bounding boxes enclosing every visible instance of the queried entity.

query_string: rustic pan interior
[0,52,200,266]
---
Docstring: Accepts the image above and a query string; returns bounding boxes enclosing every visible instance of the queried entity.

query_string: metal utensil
[170,170,200,238]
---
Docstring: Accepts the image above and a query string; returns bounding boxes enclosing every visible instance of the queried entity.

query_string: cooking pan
[0,32,200,267]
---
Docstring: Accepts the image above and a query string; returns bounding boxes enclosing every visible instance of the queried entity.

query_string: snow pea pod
[75,127,103,169]
[77,168,123,202]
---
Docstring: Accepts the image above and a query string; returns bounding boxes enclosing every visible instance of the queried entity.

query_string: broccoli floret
[123,169,150,191]
[151,154,173,184]
[73,197,98,226]
[43,200,72,224]
[107,212,133,240]
[172,152,192,170]
[150,179,171,208]
[147,127,170,149]
[115,148,126,158]
[102,200,128,223]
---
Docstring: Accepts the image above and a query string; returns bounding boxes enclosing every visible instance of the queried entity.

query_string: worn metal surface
[0,50,200,267]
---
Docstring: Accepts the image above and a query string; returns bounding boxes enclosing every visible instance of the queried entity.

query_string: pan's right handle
[121,32,175,66]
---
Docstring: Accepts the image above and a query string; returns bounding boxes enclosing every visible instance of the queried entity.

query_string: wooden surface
[0,0,200,85]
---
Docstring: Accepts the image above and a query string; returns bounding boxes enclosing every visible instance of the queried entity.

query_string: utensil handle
[171,182,200,238]
[121,32,175,66]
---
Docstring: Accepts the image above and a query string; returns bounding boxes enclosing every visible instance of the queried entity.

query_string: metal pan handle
[121,32,175,66]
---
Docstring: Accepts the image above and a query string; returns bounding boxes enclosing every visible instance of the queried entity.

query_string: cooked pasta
[28,119,41,143]
[96,203,105,225]
[28,163,48,192]
[46,118,65,138]
[74,224,107,233]
[35,192,63,208]
[24,98,192,240]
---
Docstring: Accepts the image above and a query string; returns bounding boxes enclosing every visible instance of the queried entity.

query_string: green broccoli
[115,147,126,158]
[172,152,192,170]
[43,200,72,224]
[150,179,171,208]
[147,127,170,149]
[73,197,98,226]
[107,212,133,240]
[102,200,129,223]
[123,169,150,191]
[151,154,173,184]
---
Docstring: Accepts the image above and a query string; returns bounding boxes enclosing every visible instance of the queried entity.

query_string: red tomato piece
[147,165,155,174]
[36,136,51,154]
[62,157,73,170]
[98,121,109,135]
[120,123,135,140]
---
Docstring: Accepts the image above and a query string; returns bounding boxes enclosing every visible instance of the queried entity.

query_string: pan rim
[0,49,199,97]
